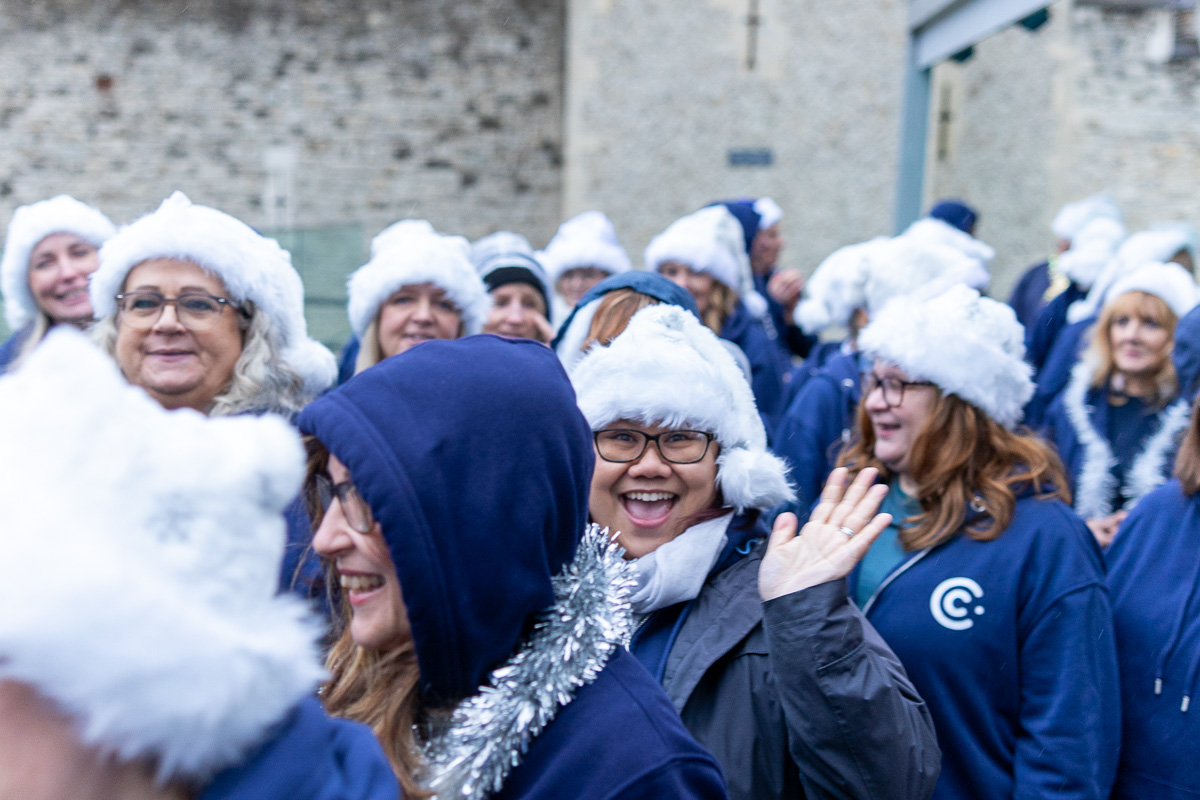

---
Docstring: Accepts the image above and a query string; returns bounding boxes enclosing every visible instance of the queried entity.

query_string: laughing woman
[1044,261,1199,547]
[299,334,727,800]
[839,285,1120,800]
[343,220,490,378]
[0,195,116,372]
[571,304,940,800]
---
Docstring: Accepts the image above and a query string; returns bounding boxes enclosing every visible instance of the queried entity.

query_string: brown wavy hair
[583,289,660,350]
[1174,394,1200,496]
[302,437,429,798]
[837,391,1070,551]
[701,280,738,334]
[1087,290,1178,407]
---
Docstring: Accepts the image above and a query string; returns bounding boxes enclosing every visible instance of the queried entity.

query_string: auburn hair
[1174,394,1200,496]
[837,391,1070,551]
[1087,290,1178,407]
[702,280,738,334]
[302,437,430,798]
[583,289,660,350]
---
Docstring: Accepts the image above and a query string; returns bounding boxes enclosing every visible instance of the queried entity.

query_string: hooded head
[551,271,701,371]
[858,285,1034,429]
[2,195,116,330]
[0,329,322,782]
[928,199,978,234]
[538,211,632,284]
[297,335,593,702]
[570,304,793,513]
[90,191,336,396]
[349,220,490,339]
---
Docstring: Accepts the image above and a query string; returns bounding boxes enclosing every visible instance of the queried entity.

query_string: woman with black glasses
[837,285,1120,800]
[572,304,940,800]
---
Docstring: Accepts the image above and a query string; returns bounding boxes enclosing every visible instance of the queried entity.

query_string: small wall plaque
[728,148,774,167]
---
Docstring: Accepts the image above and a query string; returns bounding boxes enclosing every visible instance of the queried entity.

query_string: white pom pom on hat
[1,195,116,329]
[90,191,336,395]
[858,285,1034,429]
[349,219,490,338]
[570,303,793,513]
[539,210,632,283]
[0,329,323,782]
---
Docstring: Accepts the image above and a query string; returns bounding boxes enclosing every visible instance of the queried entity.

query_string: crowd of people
[0,187,1196,800]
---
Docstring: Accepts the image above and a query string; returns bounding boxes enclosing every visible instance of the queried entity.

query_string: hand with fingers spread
[759,467,892,601]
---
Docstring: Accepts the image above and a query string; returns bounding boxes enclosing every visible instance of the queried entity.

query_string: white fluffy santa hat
[570,303,792,512]
[90,191,336,395]
[539,210,632,283]
[0,329,324,782]
[858,285,1034,429]
[348,219,490,338]
[1,195,116,329]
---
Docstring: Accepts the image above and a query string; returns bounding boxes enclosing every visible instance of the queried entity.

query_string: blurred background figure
[471,230,554,343]
[0,195,115,372]
[539,210,632,323]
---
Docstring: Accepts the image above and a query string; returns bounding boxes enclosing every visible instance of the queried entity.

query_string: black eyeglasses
[313,474,374,534]
[594,429,715,464]
[861,372,936,409]
[115,290,248,331]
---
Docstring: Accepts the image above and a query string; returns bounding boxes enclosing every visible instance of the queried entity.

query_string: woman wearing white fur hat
[572,304,940,800]
[775,234,988,514]
[90,191,336,417]
[341,219,489,377]
[838,284,1119,800]
[0,194,115,372]
[645,205,792,432]
[539,210,631,322]
[1043,261,1199,547]
[0,330,397,800]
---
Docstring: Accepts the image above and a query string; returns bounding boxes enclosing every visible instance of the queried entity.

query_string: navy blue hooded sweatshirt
[851,488,1120,800]
[1008,260,1053,331]
[298,335,727,800]
[1106,480,1200,799]
[198,697,399,800]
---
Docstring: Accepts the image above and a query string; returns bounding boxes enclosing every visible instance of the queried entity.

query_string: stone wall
[927,0,1200,300]
[0,0,564,251]
[563,0,909,275]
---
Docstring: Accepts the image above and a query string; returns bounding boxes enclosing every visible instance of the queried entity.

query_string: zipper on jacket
[861,548,931,615]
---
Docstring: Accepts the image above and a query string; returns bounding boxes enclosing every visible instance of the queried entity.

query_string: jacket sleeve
[762,578,941,800]
[1014,585,1120,800]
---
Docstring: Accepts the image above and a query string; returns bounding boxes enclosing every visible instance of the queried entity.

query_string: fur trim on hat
[2,195,116,329]
[539,211,632,283]
[858,285,1033,428]
[349,219,489,338]
[0,329,324,782]
[1056,217,1126,289]
[753,197,783,230]
[570,304,793,512]
[1104,260,1199,320]
[900,217,995,269]
[644,205,767,318]
[794,238,883,334]
[1068,228,1198,324]
[1052,193,1123,243]
[90,191,336,394]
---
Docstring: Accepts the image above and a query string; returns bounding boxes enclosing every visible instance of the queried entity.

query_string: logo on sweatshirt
[930,577,985,630]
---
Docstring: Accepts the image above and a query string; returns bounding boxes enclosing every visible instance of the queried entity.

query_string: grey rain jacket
[661,542,941,800]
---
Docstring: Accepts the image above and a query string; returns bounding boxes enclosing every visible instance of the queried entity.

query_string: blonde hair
[301,438,429,797]
[702,280,738,334]
[353,313,466,376]
[838,391,1069,551]
[94,299,311,417]
[1087,290,1178,406]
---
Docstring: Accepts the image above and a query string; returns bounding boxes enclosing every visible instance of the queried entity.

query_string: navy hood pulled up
[298,335,593,701]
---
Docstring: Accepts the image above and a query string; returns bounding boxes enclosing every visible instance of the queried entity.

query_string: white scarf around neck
[629,512,734,614]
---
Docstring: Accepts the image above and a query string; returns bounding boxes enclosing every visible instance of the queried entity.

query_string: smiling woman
[0,195,116,372]
[89,191,336,417]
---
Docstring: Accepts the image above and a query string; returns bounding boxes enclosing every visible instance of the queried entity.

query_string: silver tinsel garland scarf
[419,524,636,800]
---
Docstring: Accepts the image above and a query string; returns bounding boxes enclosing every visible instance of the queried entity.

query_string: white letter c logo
[930,577,985,630]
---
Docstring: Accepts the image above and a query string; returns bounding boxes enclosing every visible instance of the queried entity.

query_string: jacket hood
[297,335,594,702]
